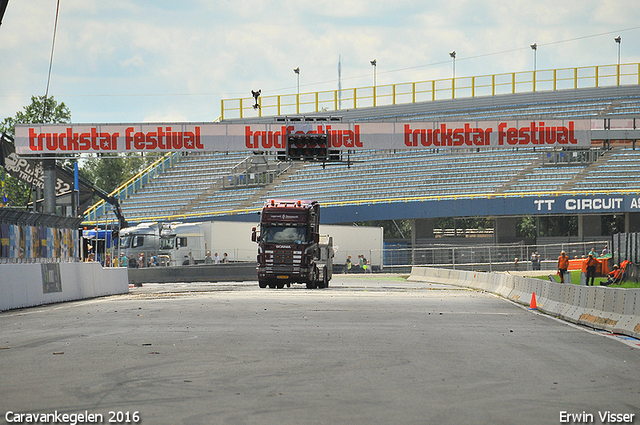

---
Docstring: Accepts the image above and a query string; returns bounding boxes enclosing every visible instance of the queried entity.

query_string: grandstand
[84,74,640,246]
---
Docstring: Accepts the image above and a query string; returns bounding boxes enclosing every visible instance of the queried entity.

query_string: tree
[1,95,71,136]
[516,216,537,239]
[1,96,72,208]
[81,152,162,195]
[356,219,412,239]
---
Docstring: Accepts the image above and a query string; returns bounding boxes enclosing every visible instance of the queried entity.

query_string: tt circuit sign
[321,194,640,223]
[14,119,590,155]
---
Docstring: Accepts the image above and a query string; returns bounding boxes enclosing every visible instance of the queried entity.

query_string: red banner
[14,119,591,154]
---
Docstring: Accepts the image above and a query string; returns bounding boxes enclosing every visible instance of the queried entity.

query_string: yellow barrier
[221,63,640,120]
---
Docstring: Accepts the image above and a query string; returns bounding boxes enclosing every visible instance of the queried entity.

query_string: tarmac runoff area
[1,274,639,425]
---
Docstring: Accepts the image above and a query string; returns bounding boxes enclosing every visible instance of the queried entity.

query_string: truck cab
[119,222,160,265]
[253,199,333,289]
[158,222,207,266]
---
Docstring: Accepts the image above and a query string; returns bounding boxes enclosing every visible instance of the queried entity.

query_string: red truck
[252,199,333,289]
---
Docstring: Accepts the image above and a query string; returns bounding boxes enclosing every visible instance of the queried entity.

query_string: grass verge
[535,270,640,288]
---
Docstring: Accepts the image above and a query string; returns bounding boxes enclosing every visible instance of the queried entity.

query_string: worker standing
[557,251,569,283]
[585,253,599,286]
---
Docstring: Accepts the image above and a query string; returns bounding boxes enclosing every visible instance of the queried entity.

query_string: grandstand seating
[102,84,640,224]
[114,142,640,223]
[119,152,258,219]
[572,148,640,191]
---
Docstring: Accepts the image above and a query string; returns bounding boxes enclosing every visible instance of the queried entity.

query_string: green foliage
[1,96,72,208]
[601,215,625,236]
[81,152,163,195]
[1,95,71,137]
[1,170,31,207]
[356,219,412,239]
[516,216,537,239]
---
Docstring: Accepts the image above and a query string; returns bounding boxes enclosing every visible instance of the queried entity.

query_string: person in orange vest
[601,265,623,286]
[620,259,631,271]
[557,251,569,283]
[585,253,599,286]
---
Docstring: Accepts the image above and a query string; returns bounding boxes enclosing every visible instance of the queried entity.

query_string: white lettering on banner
[565,198,623,211]
[534,199,555,211]
[631,198,640,209]
[14,119,591,154]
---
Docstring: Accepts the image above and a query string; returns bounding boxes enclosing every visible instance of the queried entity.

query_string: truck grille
[266,249,302,265]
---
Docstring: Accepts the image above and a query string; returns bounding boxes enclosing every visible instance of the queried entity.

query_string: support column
[43,158,57,214]
[411,219,434,266]
[494,217,516,244]
[578,214,601,240]
[625,212,640,233]
[413,218,434,240]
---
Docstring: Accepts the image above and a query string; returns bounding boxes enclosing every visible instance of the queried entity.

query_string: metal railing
[221,63,640,120]
[379,240,609,272]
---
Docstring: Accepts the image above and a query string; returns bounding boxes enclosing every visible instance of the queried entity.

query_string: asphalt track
[1,275,639,425]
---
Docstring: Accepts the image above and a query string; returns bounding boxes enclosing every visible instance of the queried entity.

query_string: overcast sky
[1,0,639,124]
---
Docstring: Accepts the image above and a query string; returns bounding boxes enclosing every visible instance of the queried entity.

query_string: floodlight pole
[449,51,456,79]
[370,59,377,107]
[294,67,300,113]
[449,51,456,98]
[615,36,621,85]
[531,43,537,91]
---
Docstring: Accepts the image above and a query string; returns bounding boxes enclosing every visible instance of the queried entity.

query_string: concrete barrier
[409,266,640,340]
[0,262,128,311]
[127,262,258,285]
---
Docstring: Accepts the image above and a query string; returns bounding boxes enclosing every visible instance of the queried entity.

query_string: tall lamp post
[293,67,300,113]
[449,51,456,98]
[530,43,537,71]
[531,43,537,91]
[449,51,456,79]
[615,36,621,85]
[370,59,377,107]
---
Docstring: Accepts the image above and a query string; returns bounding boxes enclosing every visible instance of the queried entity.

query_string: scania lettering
[252,199,333,289]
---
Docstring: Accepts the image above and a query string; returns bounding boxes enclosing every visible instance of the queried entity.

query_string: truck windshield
[119,235,131,249]
[159,237,175,250]
[262,226,307,244]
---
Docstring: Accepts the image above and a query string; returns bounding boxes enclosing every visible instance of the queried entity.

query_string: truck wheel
[322,266,329,288]
[276,282,285,289]
[259,280,267,288]
[268,282,276,289]
[307,267,319,289]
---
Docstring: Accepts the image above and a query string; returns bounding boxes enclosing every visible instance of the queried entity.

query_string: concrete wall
[408,267,640,340]
[127,262,258,285]
[0,262,128,311]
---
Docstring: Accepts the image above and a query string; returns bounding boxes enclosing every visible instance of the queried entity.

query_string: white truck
[119,221,383,269]
[321,224,383,271]
[119,221,258,266]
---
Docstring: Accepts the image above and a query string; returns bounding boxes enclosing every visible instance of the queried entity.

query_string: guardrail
[221,63,640,120]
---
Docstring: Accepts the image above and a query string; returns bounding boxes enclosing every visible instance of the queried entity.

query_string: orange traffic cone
[529,292,538,310]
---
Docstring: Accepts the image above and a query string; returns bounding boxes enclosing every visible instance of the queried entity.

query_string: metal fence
[380,240,609,272]
[612,232,640,265]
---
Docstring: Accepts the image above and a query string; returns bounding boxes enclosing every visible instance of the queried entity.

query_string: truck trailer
[119,221,257,266]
